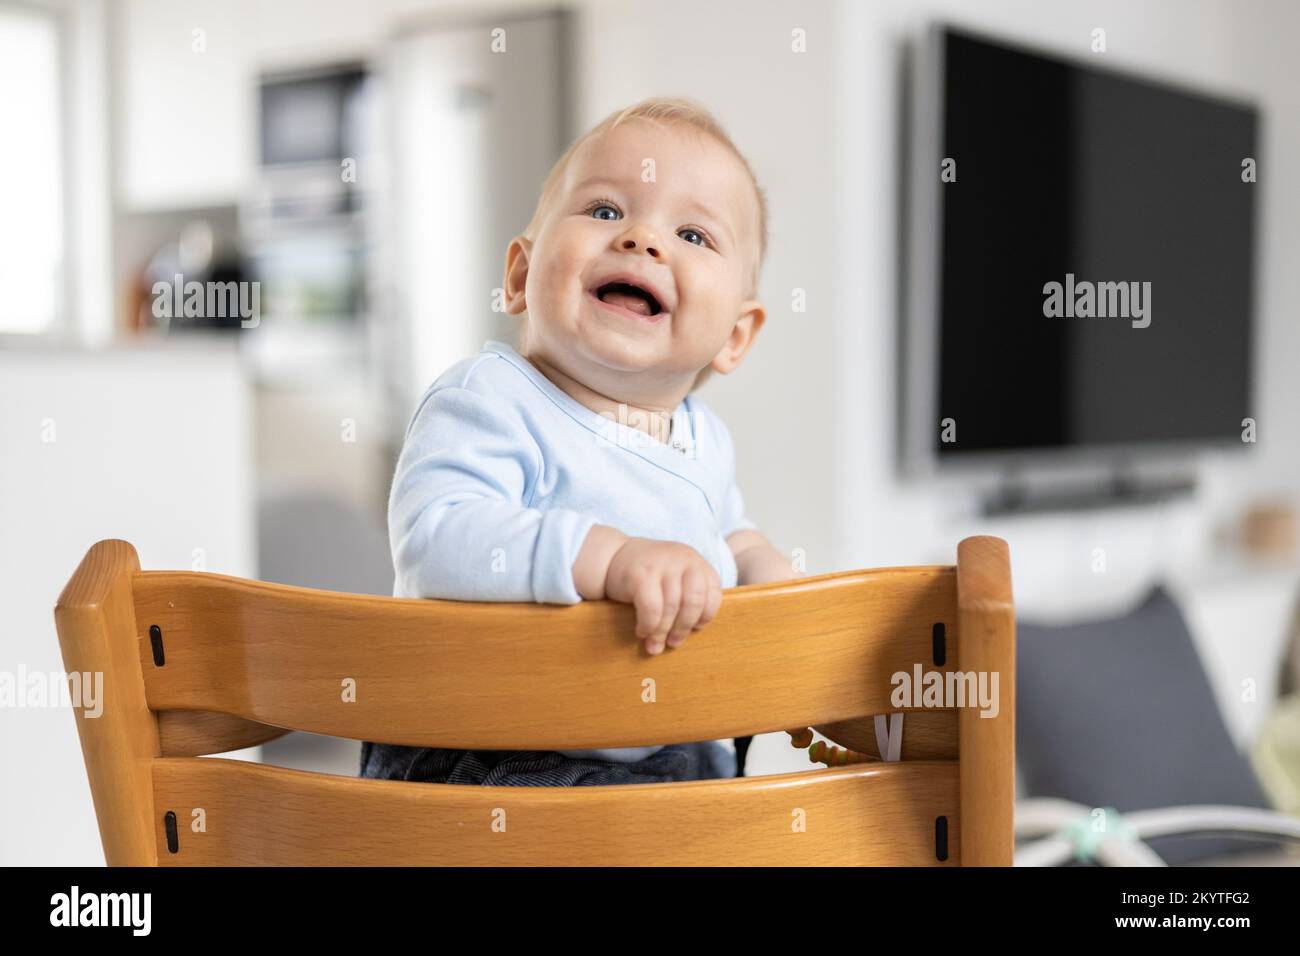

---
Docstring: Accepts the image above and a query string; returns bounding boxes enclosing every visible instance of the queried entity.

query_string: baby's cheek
[527,256,576,319]
[546,224,592,269]
[554,248,595,302]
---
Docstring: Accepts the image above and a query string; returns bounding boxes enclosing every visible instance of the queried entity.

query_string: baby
[360,97,797,787]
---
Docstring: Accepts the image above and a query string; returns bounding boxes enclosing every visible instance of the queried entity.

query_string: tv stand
[981,467,1196,516]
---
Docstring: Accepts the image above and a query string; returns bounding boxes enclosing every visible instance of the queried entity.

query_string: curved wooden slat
[157,711,291,757]
[815,709,959,760]
[152,757,961,866]
[133,566,958,749]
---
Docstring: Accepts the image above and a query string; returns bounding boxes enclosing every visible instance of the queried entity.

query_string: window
[0,5,64,334]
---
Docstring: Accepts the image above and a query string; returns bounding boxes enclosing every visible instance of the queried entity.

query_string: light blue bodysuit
[386,339,756,761]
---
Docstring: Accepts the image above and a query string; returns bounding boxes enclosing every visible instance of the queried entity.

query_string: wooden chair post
[956,535,1016,865]
[54,539,162,866]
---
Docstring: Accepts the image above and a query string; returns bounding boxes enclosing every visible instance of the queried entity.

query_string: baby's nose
[621,237,661,258]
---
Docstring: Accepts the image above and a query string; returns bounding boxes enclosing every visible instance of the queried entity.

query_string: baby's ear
[711,302,766,374]
[503,236,533,314]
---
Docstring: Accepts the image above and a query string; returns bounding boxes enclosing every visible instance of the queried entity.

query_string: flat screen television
[904,26,1260,477]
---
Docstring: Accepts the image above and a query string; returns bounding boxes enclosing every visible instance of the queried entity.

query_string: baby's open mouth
[591,281,663,317]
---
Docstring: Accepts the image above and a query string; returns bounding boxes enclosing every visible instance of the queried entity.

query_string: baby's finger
[633,578,663,643]
[667,566,709,647]
[647,575,681,654]
[696,570,722,627]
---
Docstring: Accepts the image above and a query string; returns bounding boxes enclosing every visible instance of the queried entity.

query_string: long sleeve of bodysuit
[387,385,598,605]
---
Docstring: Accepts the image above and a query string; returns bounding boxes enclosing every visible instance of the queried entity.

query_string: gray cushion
[1016,586,1279,864]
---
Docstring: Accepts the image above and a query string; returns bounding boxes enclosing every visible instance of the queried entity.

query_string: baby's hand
[604,538,722,655]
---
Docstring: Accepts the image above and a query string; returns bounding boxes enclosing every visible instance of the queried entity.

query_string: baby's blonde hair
[514,96,768,393]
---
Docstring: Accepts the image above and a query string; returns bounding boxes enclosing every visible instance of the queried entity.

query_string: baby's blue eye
[590,203,620,221]
[678,228,705,246]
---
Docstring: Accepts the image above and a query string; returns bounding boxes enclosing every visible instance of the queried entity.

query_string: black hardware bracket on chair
[164,811,179,854]
[149,625,165,666]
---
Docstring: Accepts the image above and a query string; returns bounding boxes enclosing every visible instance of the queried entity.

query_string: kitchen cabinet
[116,0,256,210]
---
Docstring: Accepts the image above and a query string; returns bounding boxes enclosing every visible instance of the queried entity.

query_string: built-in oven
[240,64,375,378]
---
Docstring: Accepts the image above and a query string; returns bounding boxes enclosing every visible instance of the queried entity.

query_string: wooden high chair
[54,535,1015,866]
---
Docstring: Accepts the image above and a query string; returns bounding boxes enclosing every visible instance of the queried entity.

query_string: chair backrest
[54,535,1015,866]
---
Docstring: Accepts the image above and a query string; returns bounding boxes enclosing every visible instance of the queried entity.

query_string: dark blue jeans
[359,740,737,786]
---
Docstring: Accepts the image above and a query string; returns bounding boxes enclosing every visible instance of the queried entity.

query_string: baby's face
[508,119,762,402]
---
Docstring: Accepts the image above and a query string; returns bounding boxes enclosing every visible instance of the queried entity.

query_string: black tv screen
[932,28,1257,460]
